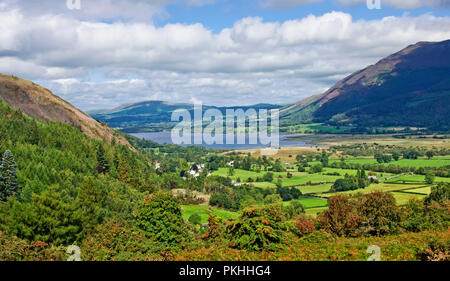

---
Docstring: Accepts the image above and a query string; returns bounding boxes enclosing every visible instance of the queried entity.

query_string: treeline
[330,143,450,158]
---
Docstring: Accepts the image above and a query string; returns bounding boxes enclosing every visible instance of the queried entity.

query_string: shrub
[81,219,159,261]
[417,238,449,261]
[137,191,189,247]
[0,231,65,261]
[294,215,315,237]
[202,214,225,240]
[188,213,202,226]
[226,204,288,251]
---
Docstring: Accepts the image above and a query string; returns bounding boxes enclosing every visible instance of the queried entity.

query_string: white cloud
[262,0,450,9]
[0,8,450,109]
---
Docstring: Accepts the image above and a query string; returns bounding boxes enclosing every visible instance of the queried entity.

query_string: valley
[0,39,449,262]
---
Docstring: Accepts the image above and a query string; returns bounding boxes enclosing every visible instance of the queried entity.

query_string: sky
[0,0,450,110]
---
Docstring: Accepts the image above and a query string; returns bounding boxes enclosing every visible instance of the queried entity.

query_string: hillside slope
[0,74,131,147]
[281,40,450,130]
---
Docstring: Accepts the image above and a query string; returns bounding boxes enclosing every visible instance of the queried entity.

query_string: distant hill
[281,39,450,131]
[89,101,282,133]
[0,74,131,147]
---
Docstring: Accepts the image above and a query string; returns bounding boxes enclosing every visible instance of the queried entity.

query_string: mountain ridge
[280,39,450,131]
[0,74,132,147]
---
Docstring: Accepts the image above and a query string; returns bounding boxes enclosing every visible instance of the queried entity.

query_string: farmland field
[283,197,328,209]
[330,156,450,168]
[181,205,240,224]
[385,174,450,183]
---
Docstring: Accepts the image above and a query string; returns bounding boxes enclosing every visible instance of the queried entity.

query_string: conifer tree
[118,154,129,183]
[0,150,19,201]
[96,144,110,174]
[74,176,102,239]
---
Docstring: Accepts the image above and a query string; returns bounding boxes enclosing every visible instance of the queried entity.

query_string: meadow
[181,205,240,224]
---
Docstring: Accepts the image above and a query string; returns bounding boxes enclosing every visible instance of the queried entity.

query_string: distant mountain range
[281,39,450,131]
[89,101,283,133]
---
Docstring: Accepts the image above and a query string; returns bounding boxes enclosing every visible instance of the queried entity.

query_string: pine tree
[74,176,102,239]
[96,144,110,174]
[118,155,129,183]
[28,119,40,145]
[0,150,19,201]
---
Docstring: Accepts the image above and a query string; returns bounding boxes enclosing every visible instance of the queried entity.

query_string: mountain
[281,40,450,131]
[0,74,131,147]
[89,101,282,133]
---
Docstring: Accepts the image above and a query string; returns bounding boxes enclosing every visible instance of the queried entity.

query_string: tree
[0,150,20,201]
[320,150,329,166]
[317,194,361,237]
[357,169,368,189]
[392,151,400,161]
[425,182,449,205]
[118,154,129,183]
[96,144,110,174]
[374,152,384,163]
[8,185,79,244]
[137,191,188,247]
[425,151,435,160]
[310,163,323,173]
[425,171,435,185]
[227,166,234,177]
[263,172,274,182]
[357,191,401,236]
[74,176,102,239]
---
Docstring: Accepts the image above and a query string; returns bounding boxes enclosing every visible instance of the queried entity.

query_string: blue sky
[0,0,449,110]
[161,0,450,32]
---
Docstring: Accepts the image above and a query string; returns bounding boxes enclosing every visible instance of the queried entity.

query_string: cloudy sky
[0,0,450,110]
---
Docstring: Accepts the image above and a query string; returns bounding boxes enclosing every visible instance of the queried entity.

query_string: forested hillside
[0,98,156,242]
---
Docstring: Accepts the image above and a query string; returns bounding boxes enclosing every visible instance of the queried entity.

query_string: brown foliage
[317,194,362,237]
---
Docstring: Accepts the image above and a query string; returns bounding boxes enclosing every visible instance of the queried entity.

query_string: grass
[385,174,450,183]
[391,192,427,205]
[181,205,240,224]
[297,184,332,194]
[212,168,342,188]
[283,197,328,209]
[403,186,432,195]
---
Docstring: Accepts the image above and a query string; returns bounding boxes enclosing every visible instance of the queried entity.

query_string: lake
[130,132,319,150]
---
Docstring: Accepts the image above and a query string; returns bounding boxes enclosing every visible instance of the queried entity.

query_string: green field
[391,192,427,205]
[212,168,342,188]
[330,156,450,168]
[403,186,432,195]
[283,197,328,209]
[297,184,332,194]
[317,183,428,197]
[385,174,450,183]
[181,205,240,224]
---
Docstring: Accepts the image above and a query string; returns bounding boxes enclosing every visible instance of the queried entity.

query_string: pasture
[181,205,240,224]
